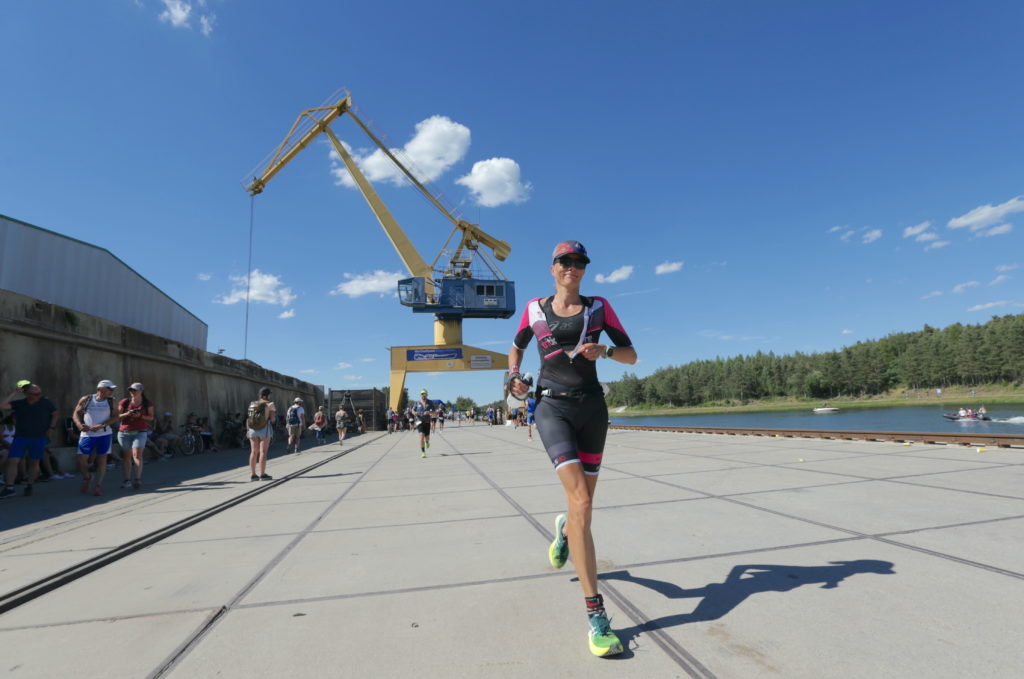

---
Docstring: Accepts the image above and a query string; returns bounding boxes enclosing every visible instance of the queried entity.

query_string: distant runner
[414,390,434,458]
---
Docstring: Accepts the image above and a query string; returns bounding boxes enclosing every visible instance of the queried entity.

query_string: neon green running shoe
[588,612,623,657]
[548,513,569,569]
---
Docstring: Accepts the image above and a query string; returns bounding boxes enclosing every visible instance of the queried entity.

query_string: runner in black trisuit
[507,240,637,657]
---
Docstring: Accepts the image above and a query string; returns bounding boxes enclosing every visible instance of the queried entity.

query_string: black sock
[585,594,605,618]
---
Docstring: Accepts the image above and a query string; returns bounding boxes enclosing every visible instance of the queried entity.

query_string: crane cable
[243,194,255,359]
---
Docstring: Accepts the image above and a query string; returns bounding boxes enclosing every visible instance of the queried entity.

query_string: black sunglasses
[555,256,587,270]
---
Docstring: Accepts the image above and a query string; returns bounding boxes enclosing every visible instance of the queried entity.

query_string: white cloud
[329,270,404,298]
[990,274,1010,286]
[197,273,211,281]
[215,269,296,306]
[615,288,659,298]
[335,362,353,370]
[915,232,939,242]
[995,263,1019,272]
[655,261,684,275]
[948,195,1024,231]
[278,309,295,319]
[199,13,216,36]
[456,157,531,207]
[862,229,883,244]
[594,265,634,284]
[343,375,363,381]
[839,230,855,242]
[841,329,853,335]
[902,221,931,238]
[331,115,469,188]
[828,225,842,233]
[925,240,950,251]
[978,223,1013,238]
[359,357,376,363]
[921,291,942,300]
[952,281,980,294]
[159,0,191,28]
[967,301,1008,312]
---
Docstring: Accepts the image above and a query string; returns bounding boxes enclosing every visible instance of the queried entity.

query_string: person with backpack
[246,387,277,481]
[72,380,121,497]
[118,382,155,490]
[285,398,306,454]
[335,405,350,445]
[310,406,327,445]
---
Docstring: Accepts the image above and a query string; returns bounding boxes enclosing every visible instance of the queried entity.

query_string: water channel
[609,404,1024,435]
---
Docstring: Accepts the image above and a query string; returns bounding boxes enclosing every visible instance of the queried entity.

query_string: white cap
[97,380,117,389]
[294,397,303,403]
[130,382,144,391]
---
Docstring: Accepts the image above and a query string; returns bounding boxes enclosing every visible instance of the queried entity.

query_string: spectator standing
[285,398,306,454]
[73,380,120,496]
[335,405,349,445]
[2,383,59,497]
[118,382,155,489]
[311,406,327,445]
[246,387,276,481]
[357,409,366,434]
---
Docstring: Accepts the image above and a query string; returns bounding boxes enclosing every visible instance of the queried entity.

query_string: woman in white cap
[117,382,155,489]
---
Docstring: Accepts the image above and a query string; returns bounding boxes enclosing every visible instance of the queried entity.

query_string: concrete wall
[0,289,323,442]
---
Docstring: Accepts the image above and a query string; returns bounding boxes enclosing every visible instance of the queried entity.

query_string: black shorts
[417,421,431,435]
[534,392,608,475]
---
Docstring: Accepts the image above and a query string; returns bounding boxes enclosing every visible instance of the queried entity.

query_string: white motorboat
[812,407,840,414]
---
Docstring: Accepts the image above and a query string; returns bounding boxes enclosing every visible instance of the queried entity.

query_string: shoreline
[610,390,1024,417]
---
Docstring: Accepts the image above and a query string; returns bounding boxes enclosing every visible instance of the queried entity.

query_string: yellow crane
[245,90,513,411]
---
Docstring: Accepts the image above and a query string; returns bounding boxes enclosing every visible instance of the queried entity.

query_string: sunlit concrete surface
[1,425,1022,678]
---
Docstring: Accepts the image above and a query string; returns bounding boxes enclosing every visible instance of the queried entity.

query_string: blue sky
[2,1,1022,405]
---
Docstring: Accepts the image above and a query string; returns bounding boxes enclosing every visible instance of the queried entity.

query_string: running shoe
[426,439,430,449]
[120,480,132,489]
[548,513,569,569]
[92,486,103,496]
[260,474,273,481]
[80,475,92,494]
[23,484,33,497]
[250,474,259,482]
[133,480,141,489]
[421,450,426,458]
[587,612,623,657]
[0,486,15,499]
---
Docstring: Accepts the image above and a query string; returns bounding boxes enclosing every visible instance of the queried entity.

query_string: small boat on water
[942,413,991,422]
[813,407,840,414]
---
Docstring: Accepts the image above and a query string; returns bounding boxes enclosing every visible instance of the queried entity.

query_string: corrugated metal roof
[0,213,208,348]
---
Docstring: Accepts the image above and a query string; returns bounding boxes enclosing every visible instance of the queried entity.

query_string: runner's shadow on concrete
[597,560,895,647]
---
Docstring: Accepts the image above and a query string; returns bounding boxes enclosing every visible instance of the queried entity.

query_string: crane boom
[244,91,511,289]
[244,90,515,412]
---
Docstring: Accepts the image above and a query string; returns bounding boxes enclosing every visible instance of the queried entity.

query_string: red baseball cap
[551,240,590,264]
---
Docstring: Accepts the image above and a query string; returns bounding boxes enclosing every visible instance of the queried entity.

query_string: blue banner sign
[407,348,463,362]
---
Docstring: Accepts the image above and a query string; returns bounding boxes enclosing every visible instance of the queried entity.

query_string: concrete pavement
[1,423,1022,678]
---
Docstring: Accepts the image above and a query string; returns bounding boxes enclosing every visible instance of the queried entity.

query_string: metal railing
[609,424,1024,448]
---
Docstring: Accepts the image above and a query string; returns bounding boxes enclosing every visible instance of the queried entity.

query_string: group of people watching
[0,378,248,499]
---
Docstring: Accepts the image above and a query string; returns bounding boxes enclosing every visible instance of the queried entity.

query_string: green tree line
[606,314,1024,407]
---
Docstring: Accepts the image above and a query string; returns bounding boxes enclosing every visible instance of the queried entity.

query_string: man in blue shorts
[73,380,121,496]
[526,392,537,441]
[0,382,59,498]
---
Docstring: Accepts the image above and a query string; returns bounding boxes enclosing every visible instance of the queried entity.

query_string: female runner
[507,240,636,657]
